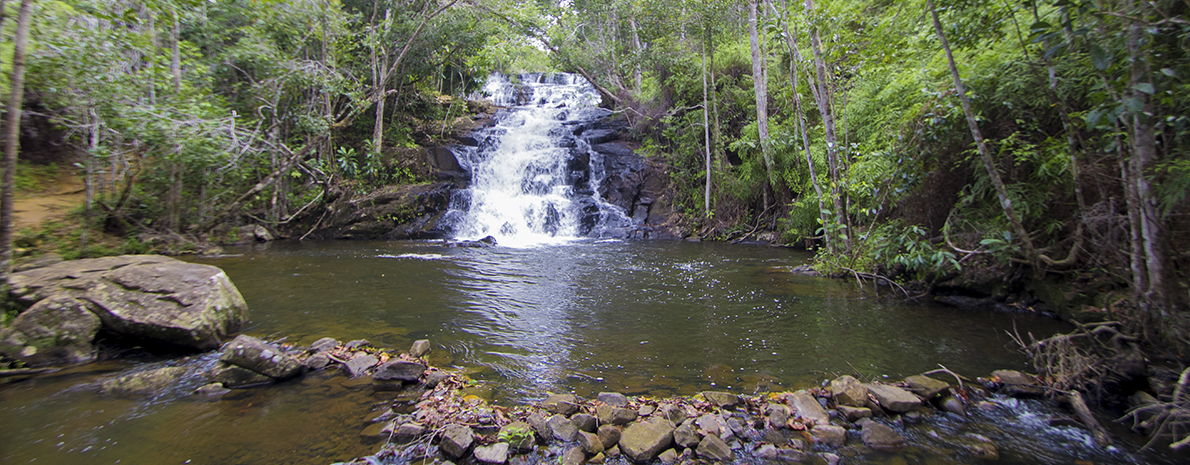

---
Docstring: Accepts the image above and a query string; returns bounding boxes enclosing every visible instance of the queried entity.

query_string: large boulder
[619,418,675,463]
[0,295,101,366]
[8,255,248,351]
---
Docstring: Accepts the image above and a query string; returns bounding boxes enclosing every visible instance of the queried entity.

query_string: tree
[1,0,33,305]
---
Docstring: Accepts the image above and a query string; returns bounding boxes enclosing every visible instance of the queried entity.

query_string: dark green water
[0,240,1176,464]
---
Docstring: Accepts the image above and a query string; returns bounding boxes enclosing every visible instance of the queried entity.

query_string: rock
[499,422,536,451]
[0,295,101,366]
[696,434,733,462]
[939,396,967,417]
[657,405,686,424]
[547,414,580,442]
[905,375,951,399]
[605,445,620,458]
[394,423,427,443]
[766,404,791,428]
[597,392,629,407]
[695,413,721,436]
[101,366,190,396]
[637,404,655,416]
[360,421,395,441]
[588,453,605,464]
[219,335,303,380]
[542,393,580,416]
[474,443,510,464]
[861,422,905,451]
[527,413,551,443]
[789,391,830,426]
[657,448,678,464]
[702,391,742,409]
[440,424,474,459]
[865,384,922,413]
[673,423,699,448]
[9,255,248,351]
[596,405,638,425]
[597,424,621,449]
[756,444,811,462]
[561,447,587,465]
[579,431,605,455]
[424,370,452,388]
[305,353,330,369]
[344,339,370,349]
[194,382,229,396]
[830,376,868,408]
[572,413,598,433]
[726,417,748,437]
[619,418,675,462]
[309,337,339,352]
[209,361,273,387]
[365,408,395,423]
[992,370,1045,397]
[373,360,426,383]
[409,339,431,357]
[821,452,840,465]
[343,354,379,377]
[809,425,846,446]
[956,435,999,460]
[837,405,873,422]
[14,253,63,272]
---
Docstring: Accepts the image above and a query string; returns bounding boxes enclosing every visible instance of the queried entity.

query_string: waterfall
[445,73,634,247]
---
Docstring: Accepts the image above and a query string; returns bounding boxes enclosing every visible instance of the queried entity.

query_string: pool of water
[0,240,1178,464]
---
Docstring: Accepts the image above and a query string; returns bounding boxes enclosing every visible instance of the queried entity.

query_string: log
[1067,390,1112,447]
[0,367,59,378]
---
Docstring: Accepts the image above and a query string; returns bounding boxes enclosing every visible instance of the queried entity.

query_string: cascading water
[444,73,634,247]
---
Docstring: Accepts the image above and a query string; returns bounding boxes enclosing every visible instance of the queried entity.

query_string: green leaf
[1089,43,1111,71]
[1133,83,1155,95]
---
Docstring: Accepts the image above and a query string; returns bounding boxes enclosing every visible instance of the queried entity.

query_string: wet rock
[548,414,580,442]
[865,384,922,413]
[572,413,598,433]
[360,421,395,441]
[474,443,510,464]
[309,337,339,352]
[9,255,248,351]
[561,446,586,465]
[673,423,699,448]
[373,360,426,383]
[696,434,734,462]
[619,418,675,462]
[344,339,371,350]
[194,382,229,396]
[837,405,873,423]
[657,404,686,424]
[394,423,427,443]
[424,370,452,388]
[695,414,721,436]
[702,391,742,409]
[637,404,655,416]
[821,452,841,465]
[101,366,190,396]
[597,392,629,407]
[305,353,330,369]
[597,405,638,425]
[210,361,272,387]
[939,396,967,417]
[657,448,678,464]
[955,435,999,460]
[579,431,605,455]
[597,424,621,449]
[789,391,830,426]
[452,236,498,248]
[755,444,811,462]
[861,422,905,451]
[365,408,395,423]
[809,425,846,447]
[905,375,951,399]
[440,424,474,459]
[0,295,101,366]
[220,335,303,380]
[527,412,551,443]
[409,339,432,357]
[542,393,580,416]
[830,375,869,408]
[499,422,536,452]
[766,404,791,428]
[726,417,748,437]
[992,370,1045,397]
[343,354,379,378]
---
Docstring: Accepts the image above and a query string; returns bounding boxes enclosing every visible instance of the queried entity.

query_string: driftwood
[0,367,59,378]
[1067,390,1113,447]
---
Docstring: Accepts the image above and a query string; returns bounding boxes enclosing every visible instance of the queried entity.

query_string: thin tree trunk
[171,9,182,94]
[806,0,846,251]
[0,0,34,304]
[748,0,774,185]
[927,0,1038,263]
[779,1,830,250]
[702,38,712,217]
[629,12,643,95]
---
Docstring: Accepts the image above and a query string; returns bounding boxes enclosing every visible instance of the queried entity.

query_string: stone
[696,434,733,462]
[956,435,999,460]
[597,392,629,407]
[619,418,675,462]
[394,423,426,443]
[9,255,247,351]
[756,444,811,463]
[474,443,509,464]
[726,417,748,437]
[499,422,536,451]
[864,384,922,413]
[572,413,598,433]
[789,391,830,426]
[527,413,551,443]
[861,422,905,451]
[605,445,620,458]
[597,424,621,449]
[365,408,395,423]
[905,375,951,399]
[543,393,580,416]
[579,431,605,455]
[696,414,721,436]
[410,339,431,357]
[588,453,606,464]
[547,414,580,442]
[766,404,791,428]
[209,361,273,387]
[343,354,379,377]
[194,382,229,396]
[939,396,967,417]
[830,376,868,408]
[219,335,303,380]
[360,421,395,441]
[992,370,1045,397]
[344,339,370,350]
[424,370,452,388]
[821,452,841,465]
[309,337,339,352]
[701,391,742,409]
[101,366,190,396]
[837,405,873,423]
[638,404,656,416]
[373,360,426,383]
[596,405,638,425]
[809,425,846,447]
[440,424,474,459]
[561,447,586,465]
[0,295,101,366]
[673,423,699,448]
[305,353,331,369]
[657,448,678,464]
[657,405,686,424]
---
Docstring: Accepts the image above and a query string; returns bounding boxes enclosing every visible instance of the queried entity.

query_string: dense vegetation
[0,0,1187,351]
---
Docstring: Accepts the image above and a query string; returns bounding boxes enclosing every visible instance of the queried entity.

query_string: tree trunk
[805,0,846,251]
[702,37,712,217]
[171,9,182,94]
[0,0,33,304]
[748,0,774,185]
[779,1,830,250]
[629,12,643,95]
[927,0,1037,263]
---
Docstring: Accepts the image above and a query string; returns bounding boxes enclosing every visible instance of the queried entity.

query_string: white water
[448,73,631,247]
